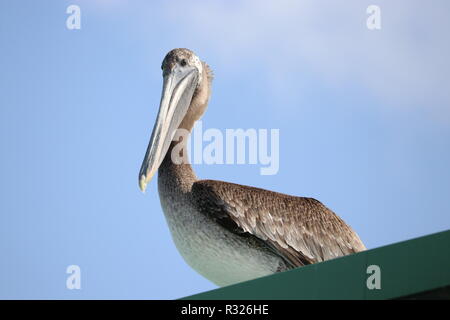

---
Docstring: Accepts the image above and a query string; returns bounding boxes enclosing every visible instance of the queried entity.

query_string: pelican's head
[139,48,212,192]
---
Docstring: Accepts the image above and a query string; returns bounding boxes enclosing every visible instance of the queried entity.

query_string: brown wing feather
[192,179,366,268]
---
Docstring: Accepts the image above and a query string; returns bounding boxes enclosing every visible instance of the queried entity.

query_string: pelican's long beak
[139,64,199,192]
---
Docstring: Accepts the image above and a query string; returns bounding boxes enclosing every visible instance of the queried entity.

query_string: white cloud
[162,0,450,121]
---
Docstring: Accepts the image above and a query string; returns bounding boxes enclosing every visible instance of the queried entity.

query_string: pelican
[139,48,366,287]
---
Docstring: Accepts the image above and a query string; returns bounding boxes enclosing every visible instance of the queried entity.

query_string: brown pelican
[139,48,366,287]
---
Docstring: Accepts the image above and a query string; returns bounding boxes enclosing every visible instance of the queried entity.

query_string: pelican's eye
[180,59,187,67]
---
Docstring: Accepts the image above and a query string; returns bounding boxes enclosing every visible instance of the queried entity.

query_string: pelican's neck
[158,132,197,194]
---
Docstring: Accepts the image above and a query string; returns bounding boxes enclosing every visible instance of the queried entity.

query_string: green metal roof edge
[182,230,450,300]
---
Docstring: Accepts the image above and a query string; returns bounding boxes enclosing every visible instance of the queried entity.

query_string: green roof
[183,230,450,300]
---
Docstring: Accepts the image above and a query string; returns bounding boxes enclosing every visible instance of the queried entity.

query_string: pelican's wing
[192,179,366,268]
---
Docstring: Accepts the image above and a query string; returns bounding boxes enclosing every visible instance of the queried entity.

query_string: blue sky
[0,1,449,299]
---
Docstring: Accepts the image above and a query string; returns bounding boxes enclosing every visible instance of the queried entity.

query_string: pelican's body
[139,49,366,286]
[158,154,288,286]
